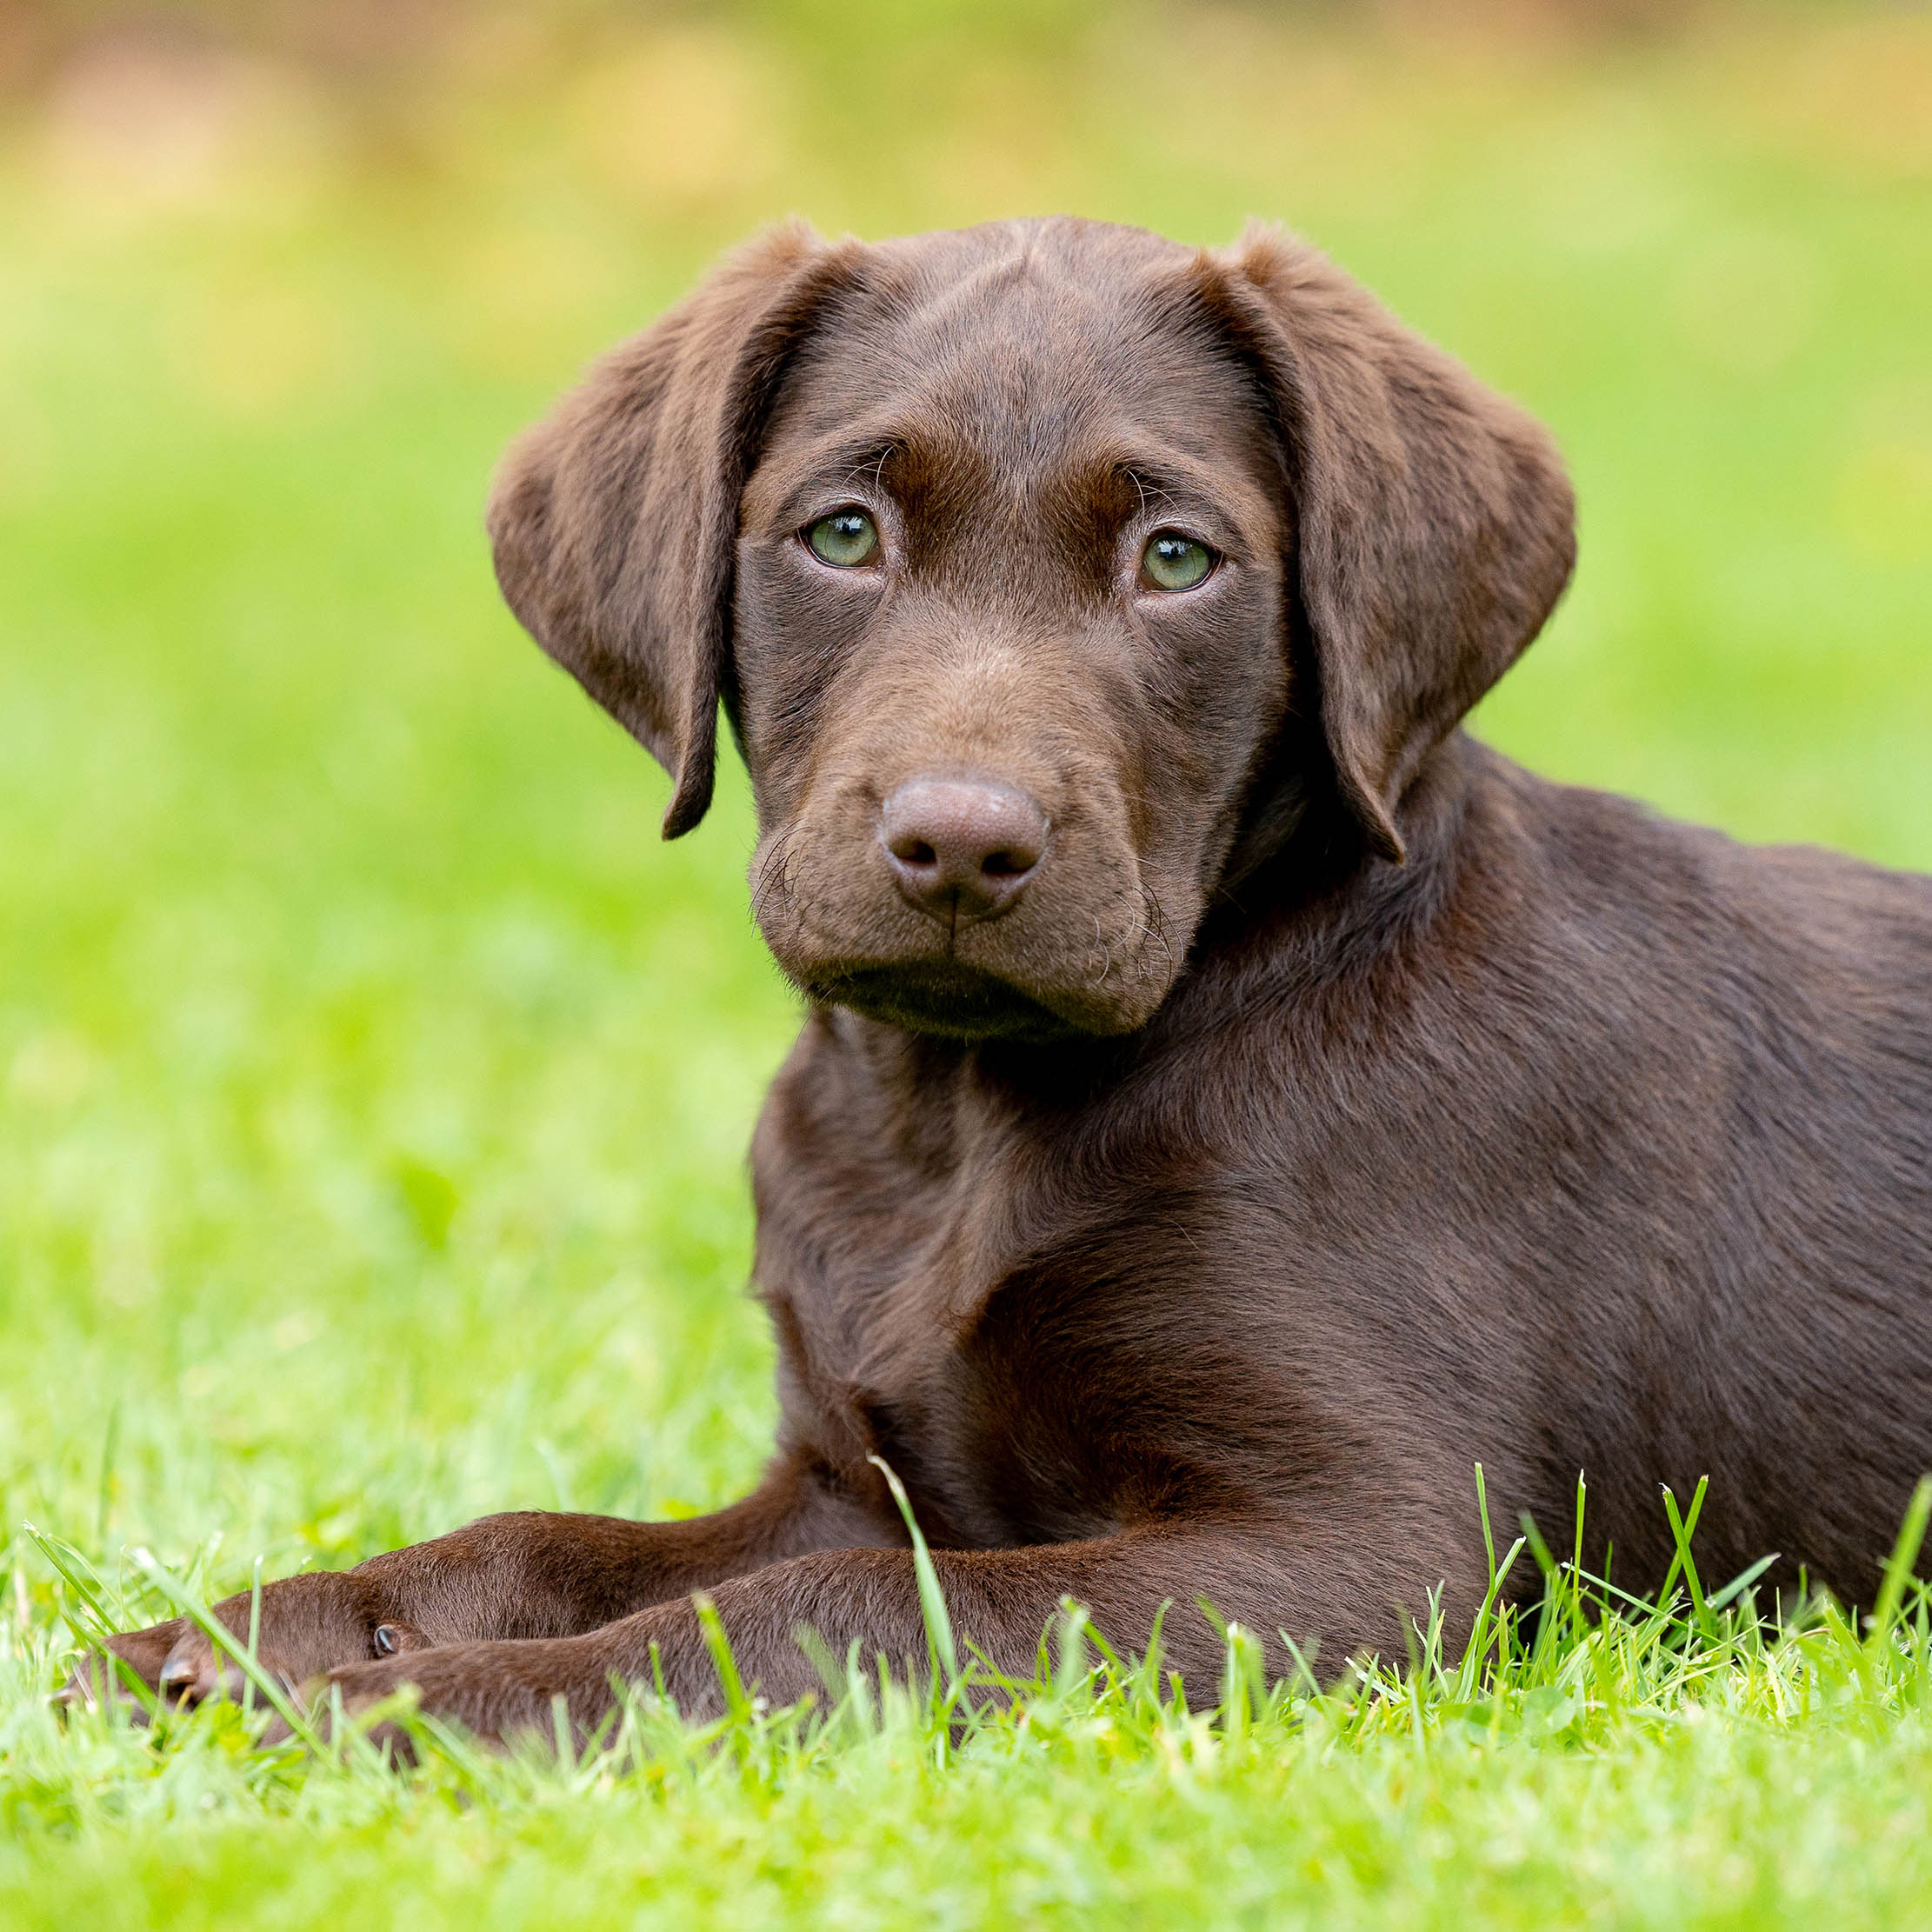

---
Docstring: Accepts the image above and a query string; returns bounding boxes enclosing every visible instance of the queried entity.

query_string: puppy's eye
[1139,530,1215,593]
[805,509,881,569]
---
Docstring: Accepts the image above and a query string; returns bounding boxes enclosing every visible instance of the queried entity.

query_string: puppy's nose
[879,777,1049,923]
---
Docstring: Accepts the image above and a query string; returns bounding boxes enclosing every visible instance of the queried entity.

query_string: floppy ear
[489,223,862,837]
[1198,227,1576,863]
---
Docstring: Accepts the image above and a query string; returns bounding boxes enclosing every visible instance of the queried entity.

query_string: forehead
[748,224,1276,515]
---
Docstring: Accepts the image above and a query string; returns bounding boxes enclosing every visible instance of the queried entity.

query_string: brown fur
[72,217,1932,1751]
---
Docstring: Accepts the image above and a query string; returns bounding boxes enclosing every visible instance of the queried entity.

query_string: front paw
[63,1572,425,1716]
[277,1639,605,1761]
[58,1617,187,1716]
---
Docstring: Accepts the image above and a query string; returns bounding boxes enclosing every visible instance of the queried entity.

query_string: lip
[803,959,1089,1042]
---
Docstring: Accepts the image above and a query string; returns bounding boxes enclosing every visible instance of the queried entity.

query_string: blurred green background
[0,0,1929,1604]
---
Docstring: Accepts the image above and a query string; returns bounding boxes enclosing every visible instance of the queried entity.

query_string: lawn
[2,4,1930,1925]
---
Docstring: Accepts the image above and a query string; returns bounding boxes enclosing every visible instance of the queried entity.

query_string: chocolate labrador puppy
[75,217,1932,1746]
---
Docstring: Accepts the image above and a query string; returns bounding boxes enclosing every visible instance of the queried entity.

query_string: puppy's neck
[823,734,1482,1109]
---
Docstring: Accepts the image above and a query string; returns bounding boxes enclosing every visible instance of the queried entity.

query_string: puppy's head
[491,218,1574,1040]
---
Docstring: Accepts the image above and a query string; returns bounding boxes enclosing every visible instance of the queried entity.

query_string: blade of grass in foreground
[868,1453,961,1708]
[1657,1475,1711,1632]
[692,1592,753,1725]
[1867,1475,1932,1659]
[23,1523,163,1723]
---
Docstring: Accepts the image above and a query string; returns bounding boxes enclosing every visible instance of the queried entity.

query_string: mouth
[802,958,1089,1041]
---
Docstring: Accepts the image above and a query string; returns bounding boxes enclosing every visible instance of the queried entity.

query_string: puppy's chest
[752,1064,1242,1549]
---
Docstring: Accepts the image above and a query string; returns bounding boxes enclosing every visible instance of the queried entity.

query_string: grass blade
[1868,1476,1932,1656]
[1707,1551,1781,1616]
[23,1523,123,1645]
[868,1454,958,1694]
[1660,1478,1711,1634]
[24,1524,163,1722]
[692,1591,753,1724]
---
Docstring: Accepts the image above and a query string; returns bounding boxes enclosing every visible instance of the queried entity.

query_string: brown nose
[879,777,1049,923]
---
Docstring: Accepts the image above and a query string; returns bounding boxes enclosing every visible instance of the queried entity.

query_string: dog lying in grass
[72,217,1932,1749]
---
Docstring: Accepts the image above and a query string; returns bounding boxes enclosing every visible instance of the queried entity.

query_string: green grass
[3,5,1931,1924]
[7,1478,1932,1928]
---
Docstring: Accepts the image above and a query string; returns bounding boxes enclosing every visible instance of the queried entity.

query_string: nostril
[878,776,1050,922]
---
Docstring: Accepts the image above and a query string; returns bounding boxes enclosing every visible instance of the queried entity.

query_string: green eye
[1139,530,1214,592]
[806,509,881,568]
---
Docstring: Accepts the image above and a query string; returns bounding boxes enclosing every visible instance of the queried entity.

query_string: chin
[796,956,1159,1042]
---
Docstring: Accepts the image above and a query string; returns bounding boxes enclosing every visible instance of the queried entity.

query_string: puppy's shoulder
[1464,740,1932,1016]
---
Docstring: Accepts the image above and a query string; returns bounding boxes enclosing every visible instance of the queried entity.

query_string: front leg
[65,1454,894,1711]
[312,1517,1480,1749]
